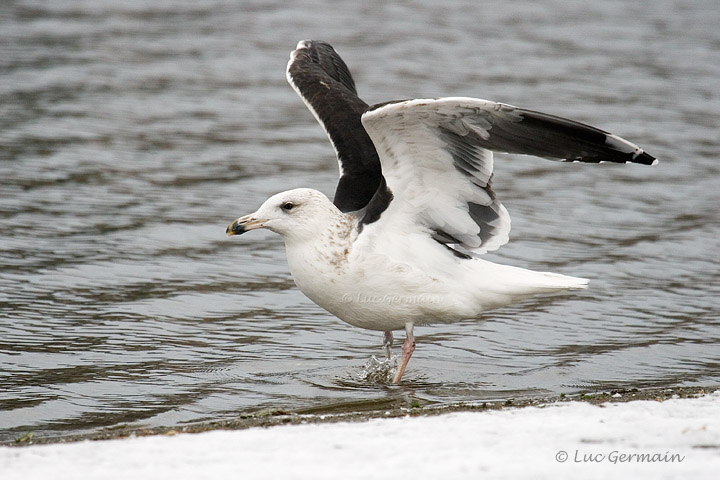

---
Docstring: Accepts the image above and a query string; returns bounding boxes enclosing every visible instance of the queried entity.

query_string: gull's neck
[283,209,356,269]
[282,210,357,308]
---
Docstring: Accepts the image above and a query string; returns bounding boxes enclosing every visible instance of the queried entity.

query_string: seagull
[226,40,656,383]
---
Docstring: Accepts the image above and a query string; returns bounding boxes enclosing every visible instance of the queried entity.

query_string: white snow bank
[2,392,718,480]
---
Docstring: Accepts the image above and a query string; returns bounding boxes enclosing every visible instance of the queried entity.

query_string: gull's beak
[226,214,266,236]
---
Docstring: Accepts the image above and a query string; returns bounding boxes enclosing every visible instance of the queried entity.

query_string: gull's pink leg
[383,331,394,360]
[392,323,415,384]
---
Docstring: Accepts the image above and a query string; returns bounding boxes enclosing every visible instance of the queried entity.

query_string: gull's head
[226,188,339,243]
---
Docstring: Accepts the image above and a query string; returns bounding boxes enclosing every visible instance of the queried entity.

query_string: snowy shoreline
[2,389,718,480]
[3,386,710,446]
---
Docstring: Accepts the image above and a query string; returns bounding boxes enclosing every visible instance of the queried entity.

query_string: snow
[2,392,718,480]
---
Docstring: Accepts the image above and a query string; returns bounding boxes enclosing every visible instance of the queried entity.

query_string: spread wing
[286,40,382,212]
[359,97,656,255]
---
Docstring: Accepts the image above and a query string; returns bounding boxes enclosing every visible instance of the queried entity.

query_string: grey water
[1,0,719,442]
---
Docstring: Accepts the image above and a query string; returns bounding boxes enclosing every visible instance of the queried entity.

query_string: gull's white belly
[286,241,484,330]
[291,264,469,331]
[284,230,587,332]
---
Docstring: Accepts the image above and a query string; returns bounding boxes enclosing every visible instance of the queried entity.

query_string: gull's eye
[281,202,295,212]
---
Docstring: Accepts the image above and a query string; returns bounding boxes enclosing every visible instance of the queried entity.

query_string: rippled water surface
[2,0,719,442]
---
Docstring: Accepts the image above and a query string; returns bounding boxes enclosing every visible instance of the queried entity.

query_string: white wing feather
[361,97,512,254]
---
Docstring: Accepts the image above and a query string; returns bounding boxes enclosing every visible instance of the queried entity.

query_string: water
[1,0,719,442]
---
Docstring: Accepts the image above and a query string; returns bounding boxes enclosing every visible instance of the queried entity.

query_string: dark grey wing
[438,100,657,165]
[286,40,382,212]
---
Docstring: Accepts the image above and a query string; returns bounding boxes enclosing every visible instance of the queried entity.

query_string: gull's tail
[532,271,589,290]
[468,259,589,309]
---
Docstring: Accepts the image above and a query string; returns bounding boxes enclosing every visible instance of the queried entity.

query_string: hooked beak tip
[226,216,263,236]
[225,220,242,236]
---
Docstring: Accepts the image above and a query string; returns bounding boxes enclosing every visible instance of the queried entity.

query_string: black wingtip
[290,40,358,95]
[602,132,658,166]
[634,151,658,166]
[510,109,658,166]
